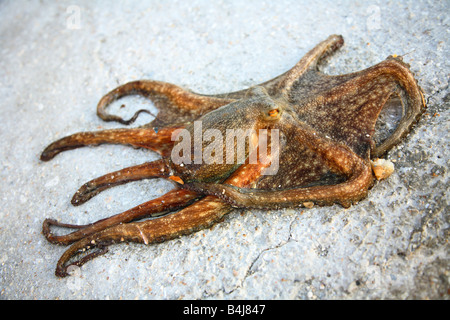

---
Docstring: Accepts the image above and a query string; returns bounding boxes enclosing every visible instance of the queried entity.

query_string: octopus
[41,35,426,277]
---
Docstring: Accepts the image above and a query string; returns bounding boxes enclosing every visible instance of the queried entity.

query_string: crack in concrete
[223,215,298,296]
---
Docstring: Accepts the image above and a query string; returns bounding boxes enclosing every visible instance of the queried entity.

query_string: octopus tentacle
[189,162,372,209]
[205,35,344,100]
[96,80,235,127]
[56,245,109,277]
[43,189,199,246]
[367,57,426,157]
[288,57,425,159]
[71,159,172,206]
[53,195,230,277]
[51,157,271,277]
[276,34,344,93]
[40,126,181,161]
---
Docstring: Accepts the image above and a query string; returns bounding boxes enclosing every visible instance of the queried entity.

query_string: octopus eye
[265,108,281,120]
[262,106,282,121]
[268,109,279,117]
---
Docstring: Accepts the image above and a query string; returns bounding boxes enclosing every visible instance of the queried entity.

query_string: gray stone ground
[0,0,448,299]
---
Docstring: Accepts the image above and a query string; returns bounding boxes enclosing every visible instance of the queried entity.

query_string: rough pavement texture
[0,0,448,299]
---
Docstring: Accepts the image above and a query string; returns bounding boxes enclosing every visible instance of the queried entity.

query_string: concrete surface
[0,0,448,299]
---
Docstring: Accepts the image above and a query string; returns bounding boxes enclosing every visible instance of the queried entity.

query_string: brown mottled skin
[40,35,425,277]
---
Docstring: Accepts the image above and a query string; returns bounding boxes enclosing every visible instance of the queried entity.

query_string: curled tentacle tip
[71,183,100,206]
[55,267,69,278]
[122,109,155,125]
[70,197,83,206]
[42,218,57,233]
[71,190,89,206]
[42,219,59,244]
[55,264,80,278]
[40,149,56,161]
[55,246,109,277]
